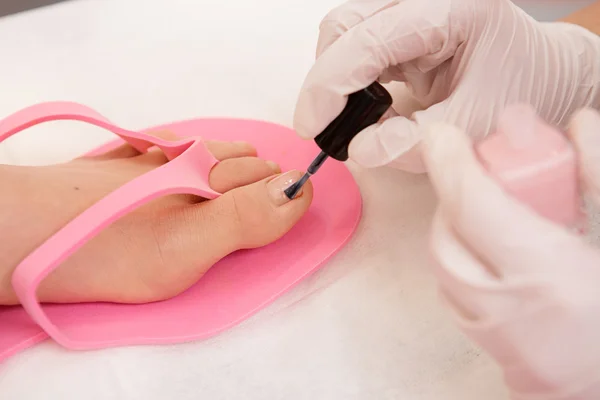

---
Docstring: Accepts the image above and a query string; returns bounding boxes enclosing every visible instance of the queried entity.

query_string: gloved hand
[294,0,600,172]
[422,108,600,399]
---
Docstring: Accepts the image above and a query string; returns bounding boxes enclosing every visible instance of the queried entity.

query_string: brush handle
[314,81,392,162]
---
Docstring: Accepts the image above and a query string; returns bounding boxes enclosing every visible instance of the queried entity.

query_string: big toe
[230,170,313,248]
[204,170,313,250]
[173,170,313,266]
[145,170,312,299]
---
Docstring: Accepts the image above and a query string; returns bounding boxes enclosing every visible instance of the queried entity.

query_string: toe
[209,157,280,192]
[147,170,312,297]
[195,170,313,250]
[205,140,257,160]
[167,170,312,274]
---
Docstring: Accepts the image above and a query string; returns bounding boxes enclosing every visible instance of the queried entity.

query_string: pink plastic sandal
[0,102,362,362]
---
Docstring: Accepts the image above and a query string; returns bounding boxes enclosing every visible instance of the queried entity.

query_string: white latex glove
[294,0,600,172]
[422,109,600,400]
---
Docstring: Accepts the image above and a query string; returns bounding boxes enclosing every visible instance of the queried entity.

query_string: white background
[0,1,595,399]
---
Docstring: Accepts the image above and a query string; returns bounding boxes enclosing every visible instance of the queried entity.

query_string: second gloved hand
[294,0,600,172]
[422,109,600,399]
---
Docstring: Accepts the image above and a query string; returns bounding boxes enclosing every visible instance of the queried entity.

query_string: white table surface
[0,1,593,399]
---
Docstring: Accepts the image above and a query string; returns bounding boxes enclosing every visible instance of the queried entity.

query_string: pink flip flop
[0,102,362,362]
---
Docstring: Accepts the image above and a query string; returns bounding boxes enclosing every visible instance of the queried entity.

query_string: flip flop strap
[0,101,221,349]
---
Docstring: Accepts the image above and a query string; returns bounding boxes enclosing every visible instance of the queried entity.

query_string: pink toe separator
[0,101,221,349]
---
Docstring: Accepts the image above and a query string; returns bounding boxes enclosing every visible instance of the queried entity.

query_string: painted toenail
[267,170,303,206]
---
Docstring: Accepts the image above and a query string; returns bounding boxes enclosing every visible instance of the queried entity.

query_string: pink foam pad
[0,103,362,362]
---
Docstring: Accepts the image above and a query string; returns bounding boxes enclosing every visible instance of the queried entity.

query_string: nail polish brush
[284,81,393,199]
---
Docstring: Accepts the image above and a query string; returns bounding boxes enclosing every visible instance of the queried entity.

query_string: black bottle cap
[314,81,393,162]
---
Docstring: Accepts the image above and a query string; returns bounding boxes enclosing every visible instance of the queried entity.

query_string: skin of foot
[0,131,313,305]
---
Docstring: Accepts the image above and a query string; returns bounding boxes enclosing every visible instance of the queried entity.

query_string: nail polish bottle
[475,105,585,231]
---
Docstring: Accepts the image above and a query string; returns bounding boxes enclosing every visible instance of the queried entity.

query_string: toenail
[267,170,303,206]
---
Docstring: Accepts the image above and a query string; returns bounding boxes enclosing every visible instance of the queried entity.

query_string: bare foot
[0,132,313,305]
